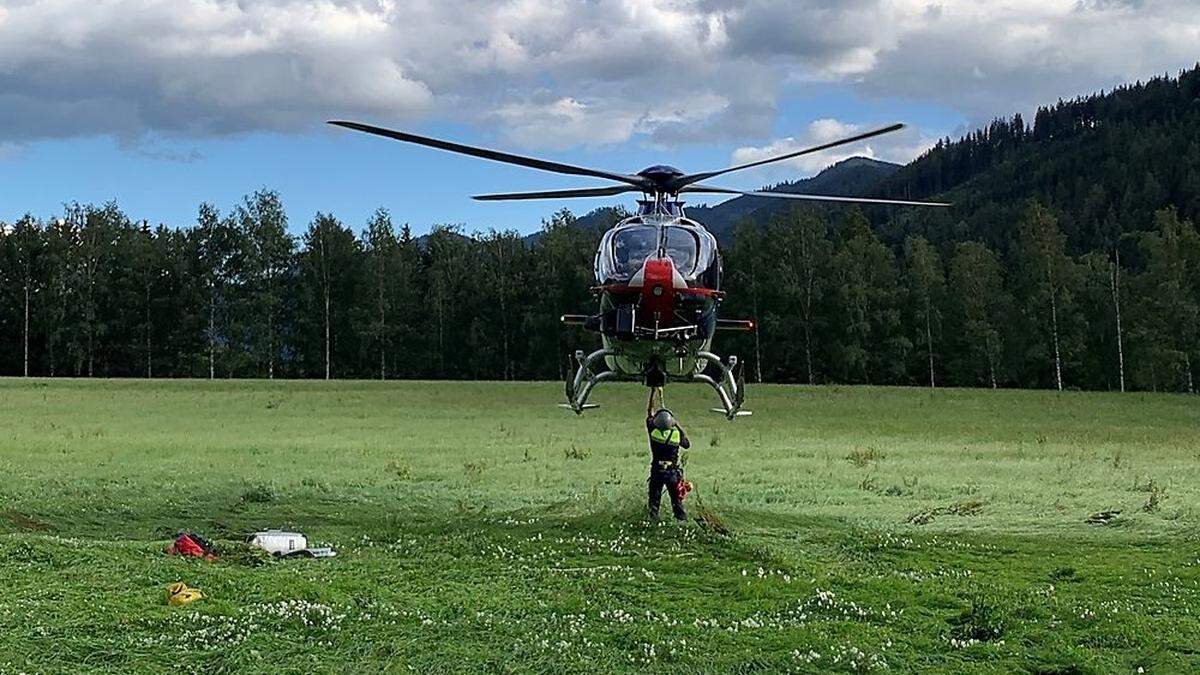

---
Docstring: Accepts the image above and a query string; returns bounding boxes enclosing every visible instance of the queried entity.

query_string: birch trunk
[324,293,331,380]
[751,281,763,384]
[321,232,331,381]
[985,332,997,389]
[803,324,814,385]
[924,295,935,388]
[436,283,445,376]
[208,284,215,380]
[497,243,511,380]
[501,302,511,381]
[1047,265,1063,391]
[86,276,94,377]
[23,281,30,378]
[86,245,95,377]
[1110,250,1126,392]
[145,282,152,378]
[378,275,386,381]
[800,232,815,385]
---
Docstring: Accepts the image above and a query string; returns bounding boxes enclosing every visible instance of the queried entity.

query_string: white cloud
[490,96,643,149]
[0,142,22,161]
[852,0,1200,124]
[731,118,937,177]
[0,0,1196,150]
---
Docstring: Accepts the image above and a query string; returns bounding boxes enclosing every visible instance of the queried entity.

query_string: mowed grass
[1,379,1199,673]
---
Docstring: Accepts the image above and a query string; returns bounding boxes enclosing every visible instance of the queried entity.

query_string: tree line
[1,191,1196,392]
[0,193,613,381]
[720,204,1198,393]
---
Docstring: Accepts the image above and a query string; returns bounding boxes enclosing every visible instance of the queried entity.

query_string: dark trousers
[648,469,686,521]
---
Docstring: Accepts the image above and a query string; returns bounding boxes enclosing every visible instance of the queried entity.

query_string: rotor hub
[636,165,685,192]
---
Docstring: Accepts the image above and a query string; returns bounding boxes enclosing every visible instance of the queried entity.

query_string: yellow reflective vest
[649,427,682,446]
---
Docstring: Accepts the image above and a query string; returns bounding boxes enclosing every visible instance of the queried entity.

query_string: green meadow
[1,379,1198,673]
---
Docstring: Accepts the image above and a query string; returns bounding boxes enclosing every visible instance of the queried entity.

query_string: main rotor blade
[473,185,638,201]
[683,184,950,208]
[328,120,648,188]
[670,123,905,190]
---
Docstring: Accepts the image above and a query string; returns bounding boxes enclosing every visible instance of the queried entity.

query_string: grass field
[1,379,1199,673]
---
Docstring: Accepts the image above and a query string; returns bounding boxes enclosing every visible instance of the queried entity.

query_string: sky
[0,0,1197,236]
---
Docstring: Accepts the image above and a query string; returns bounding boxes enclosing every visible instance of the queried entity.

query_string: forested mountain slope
[870,64,1200,253]
[714,65,1200,392]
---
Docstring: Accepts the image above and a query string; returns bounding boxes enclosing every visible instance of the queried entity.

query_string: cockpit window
[664,228,699,272]
[610,225,699,278]
[612,226,655,278]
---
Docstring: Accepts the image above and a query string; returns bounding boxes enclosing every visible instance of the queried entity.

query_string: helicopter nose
[628,256,687,292]
[629,256,687,318]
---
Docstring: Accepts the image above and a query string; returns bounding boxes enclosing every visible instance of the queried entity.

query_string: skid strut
[562,348,617,414]
[562,348,749,419]
[693,351,749,419]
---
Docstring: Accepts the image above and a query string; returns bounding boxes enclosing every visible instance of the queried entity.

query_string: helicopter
[329,120,948,418]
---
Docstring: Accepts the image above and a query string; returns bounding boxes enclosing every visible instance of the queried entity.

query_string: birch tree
[479,229,527,380]
[830,209,906,384]
[8,216,44,377]
[39,216,76,377]
[196,203,238,379]
[771,209,830,384]
[299,213,359,380]
[237,190,293,379]
[948,242,1008,388]
[361,209,398,380]
[903,235,945,387]
[1017,202,1077,391]
[76,203,123,376]
[728,219,767,383]
[1135,207,1200,393]
[126,221,163,378]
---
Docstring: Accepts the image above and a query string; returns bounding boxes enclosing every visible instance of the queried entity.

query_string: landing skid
[693,351,749,420]
[562,348,749,419]
[562,348,619,414]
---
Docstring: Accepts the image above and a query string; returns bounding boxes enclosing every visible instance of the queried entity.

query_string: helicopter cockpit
[595,219,720,289]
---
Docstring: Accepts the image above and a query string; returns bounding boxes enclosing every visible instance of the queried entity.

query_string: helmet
[652,409,675,430]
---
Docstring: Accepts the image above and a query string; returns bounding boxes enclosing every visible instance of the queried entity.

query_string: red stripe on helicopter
[590,284,724,298]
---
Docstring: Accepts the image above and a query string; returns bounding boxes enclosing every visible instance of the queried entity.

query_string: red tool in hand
[675,480,693,501]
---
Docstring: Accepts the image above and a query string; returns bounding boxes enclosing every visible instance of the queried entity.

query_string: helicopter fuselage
[562,201,750,417]
[590,211,722,382]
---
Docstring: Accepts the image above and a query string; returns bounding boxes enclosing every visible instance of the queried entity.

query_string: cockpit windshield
[610,225,699,278]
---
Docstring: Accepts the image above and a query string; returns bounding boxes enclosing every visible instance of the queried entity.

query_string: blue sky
[0,88,965,235]
[1,0,1194,236]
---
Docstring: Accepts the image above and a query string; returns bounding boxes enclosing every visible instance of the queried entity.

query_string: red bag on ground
[165,532,216,560]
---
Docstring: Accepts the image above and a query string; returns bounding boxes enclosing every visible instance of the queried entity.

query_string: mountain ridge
[563,155,900,243]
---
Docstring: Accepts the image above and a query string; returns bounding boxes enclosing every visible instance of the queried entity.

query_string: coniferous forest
[2,66,1198,392]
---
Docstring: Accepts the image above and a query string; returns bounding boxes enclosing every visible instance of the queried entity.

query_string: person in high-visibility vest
[645,387,691,521]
